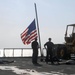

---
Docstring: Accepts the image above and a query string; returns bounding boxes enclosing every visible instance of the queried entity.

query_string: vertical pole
[21,49,23,57]
[3,48,5,57]
[34,3,43,57]
[13,49,14,57]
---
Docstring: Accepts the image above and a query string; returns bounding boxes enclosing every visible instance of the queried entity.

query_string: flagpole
[34,3,43,58]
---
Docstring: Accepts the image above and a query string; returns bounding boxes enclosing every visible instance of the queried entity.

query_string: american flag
[21,19,37,45]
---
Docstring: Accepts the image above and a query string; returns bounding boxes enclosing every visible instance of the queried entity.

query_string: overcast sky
[0,0,75,48]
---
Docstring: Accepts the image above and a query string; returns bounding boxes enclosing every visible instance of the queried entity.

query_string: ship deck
[0,57,75,75]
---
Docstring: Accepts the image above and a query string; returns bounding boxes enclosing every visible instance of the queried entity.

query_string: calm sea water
[0,48,46,57]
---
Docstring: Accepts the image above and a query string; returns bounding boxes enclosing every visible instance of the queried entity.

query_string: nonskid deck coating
[0,57,75,75]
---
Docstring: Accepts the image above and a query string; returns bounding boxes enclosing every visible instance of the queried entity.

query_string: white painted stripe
[0,66,68,75]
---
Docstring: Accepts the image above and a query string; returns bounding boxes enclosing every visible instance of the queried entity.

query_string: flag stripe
[25,32,37,43]
[28,31,37,41]
[28,34,37,42]
[21,19,37,45]
[24,30,37,44]
[21,29,28,38]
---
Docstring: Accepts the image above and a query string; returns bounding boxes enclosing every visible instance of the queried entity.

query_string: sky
[0,0,75,48]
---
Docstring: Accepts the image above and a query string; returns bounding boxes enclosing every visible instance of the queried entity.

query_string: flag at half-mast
[21,19,37,45]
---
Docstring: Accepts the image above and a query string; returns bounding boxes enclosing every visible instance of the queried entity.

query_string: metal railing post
[21,49,23,57]
[3,48,5,57]
[13,49,14,57]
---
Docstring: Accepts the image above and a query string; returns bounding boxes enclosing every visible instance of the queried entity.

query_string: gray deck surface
[0,57,75,75]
